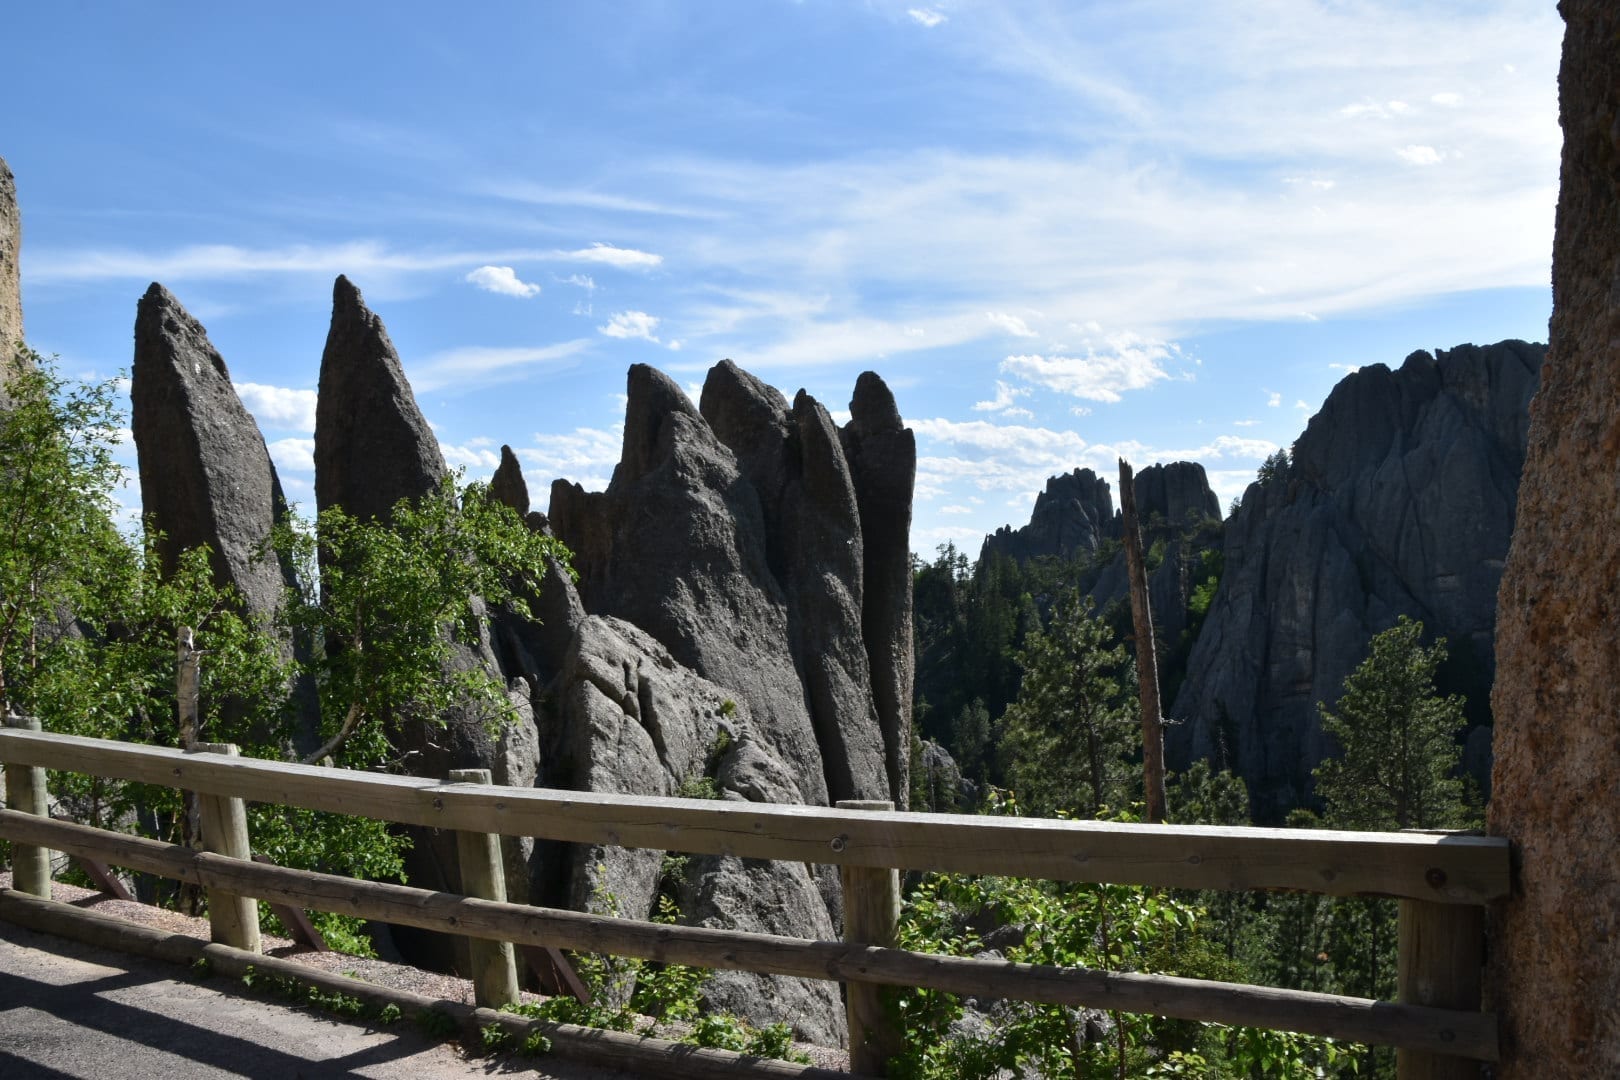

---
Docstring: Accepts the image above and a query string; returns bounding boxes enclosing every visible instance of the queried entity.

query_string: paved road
[0,918,630,1080]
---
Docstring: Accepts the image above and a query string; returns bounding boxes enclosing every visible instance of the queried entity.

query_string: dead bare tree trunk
[177,627,204,913]
[1118,459,1167,824]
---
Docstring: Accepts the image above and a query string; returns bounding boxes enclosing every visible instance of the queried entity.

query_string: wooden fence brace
[2,714,52,898]
[185,743,259,952]
[250,855,327,951]
[838,799,903,1076]
[73,856,134,901]
[521,943,592,1004]
[449,767,520,1009]
[1397,898,1485,1080]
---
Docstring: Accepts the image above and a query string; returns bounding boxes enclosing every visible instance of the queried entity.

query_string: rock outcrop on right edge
[1168,340,1544,821]
[1487,4,1620,1071]
[1,154,27,409]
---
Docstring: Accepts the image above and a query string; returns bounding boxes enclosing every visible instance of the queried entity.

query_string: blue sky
[9,1,1560,556]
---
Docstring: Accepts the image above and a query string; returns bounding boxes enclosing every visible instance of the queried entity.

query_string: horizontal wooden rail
[0,810,1499,1061]
[0,729,1509,904]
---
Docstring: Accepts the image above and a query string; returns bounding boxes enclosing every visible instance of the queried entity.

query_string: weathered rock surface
[1487,4,1620,1072]
[539,609,844,1045]
[315,275,444,524]
[542,360,918,1044]
[1,154,27,409]
[131,284,294,617]
[1169,340,1544,820]
[841,372,918,807]
[488,444,529,516]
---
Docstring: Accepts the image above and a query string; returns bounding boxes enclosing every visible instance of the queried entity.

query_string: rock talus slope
[1487,2,1620,1071]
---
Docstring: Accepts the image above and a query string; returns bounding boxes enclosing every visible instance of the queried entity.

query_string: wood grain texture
[0,729,1509,903]
[2,715,52,897]
[0,810,1498,1060]
[449,767,520,1009]
[187,743,260,953]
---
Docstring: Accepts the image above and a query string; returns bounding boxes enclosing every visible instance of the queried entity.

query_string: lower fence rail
[0,808,1498,1062]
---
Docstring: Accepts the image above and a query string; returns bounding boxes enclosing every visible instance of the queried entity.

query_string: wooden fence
[0,721,1506,1078]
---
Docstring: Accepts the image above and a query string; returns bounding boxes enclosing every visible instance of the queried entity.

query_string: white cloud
[599,311,662,342]
[1002,406,1034,420]
[908,8,947,29]
[986,311,1037,337]
[411,339,592,392]
[562,243,663,270]
[1396,145,1444,166]
[519,426,624,498]
[559,273,596,291]
[972,380,1030,413]
[1431,92,1463,107]
[236,383,317,432]
[1328,362,1361,373]
[465,265,541,298]
[440,441,502,471]
[1233,419,1260,427]
[267,437,315,478]
[1001,334,1174,402]
[1266,392,1282,408]
[940,505,973,515]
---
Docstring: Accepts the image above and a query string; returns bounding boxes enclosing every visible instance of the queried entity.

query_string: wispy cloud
[411,339,593,392]
[562,243,663,270]
[465,265,542,298]
[972,380,1030,413]
[1396,144,1444,166]
[986,311,1037,338]
[908,8,947,29]
[30,241,663,283]
[520,426,625,499]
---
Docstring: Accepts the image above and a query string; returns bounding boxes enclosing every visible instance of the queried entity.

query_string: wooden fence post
[838,798,903,1075]
[3,714,52,897]
[186,742,260,952]
[448,768,520,1009]
[1397,898,1484,1079]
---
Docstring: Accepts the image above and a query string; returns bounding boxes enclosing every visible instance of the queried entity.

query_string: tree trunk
[1117,459,1167,824]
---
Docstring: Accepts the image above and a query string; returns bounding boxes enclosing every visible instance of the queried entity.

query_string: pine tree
[1313,615,1470,831]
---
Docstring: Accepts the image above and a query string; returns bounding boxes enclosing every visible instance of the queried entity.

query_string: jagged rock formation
[311,276,541,967]
[1,154,26,409]
[1170,340,1544,820]
[981,467,1115,564]
[977,461,1223,691]
[1487,3,1620,1071]
[543,359,917,1044]
[131,284,294,617]
[552,361,902,810]
[842,373,919,804]
[315,275,444,523]
[110,268,915,1044]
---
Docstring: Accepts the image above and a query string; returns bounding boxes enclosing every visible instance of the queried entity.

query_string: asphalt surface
[0,918,631,1080]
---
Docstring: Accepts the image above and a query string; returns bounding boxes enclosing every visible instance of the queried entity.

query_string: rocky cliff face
[981,467,1115,564]
[311,277,542,968]
[1,154,26,409]
[1169,340,1544,820]
[980,460,1223,684]
[1487,3,1620,1071]
[543,359,917,1044]
[106,265,914,1045]
[131,284,294,620]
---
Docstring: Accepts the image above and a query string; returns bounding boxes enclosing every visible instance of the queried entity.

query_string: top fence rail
[0,727,1509,904]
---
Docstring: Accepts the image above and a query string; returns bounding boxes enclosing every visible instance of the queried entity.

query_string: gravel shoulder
[0,872,849,1077]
